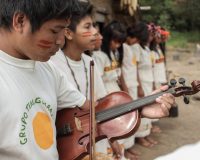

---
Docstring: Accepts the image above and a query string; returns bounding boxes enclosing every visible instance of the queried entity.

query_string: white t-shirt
[152,49,167,83]
[92,50,121,93]
[122,43,139,87]
[51,50,109,155]
[0,50,86,160]
[134,44,154,83]
[50,50,107,100]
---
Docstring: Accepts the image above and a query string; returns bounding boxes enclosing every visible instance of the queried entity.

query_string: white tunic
[137,44,154,84]
[131,44,153,137]
[122,43,139,88]
[153,48,167,84]
[122,43,140,100]
[92,50,121,93]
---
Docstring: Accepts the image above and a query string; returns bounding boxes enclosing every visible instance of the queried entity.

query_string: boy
[50,2,118,159]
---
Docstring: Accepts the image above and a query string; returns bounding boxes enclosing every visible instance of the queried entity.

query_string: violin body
[56,92,140,160]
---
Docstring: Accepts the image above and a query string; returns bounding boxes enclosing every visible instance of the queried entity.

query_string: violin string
[96,93,162,122]
[96,88,174,122]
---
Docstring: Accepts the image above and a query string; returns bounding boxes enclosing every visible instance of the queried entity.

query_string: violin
[56,78,200,160]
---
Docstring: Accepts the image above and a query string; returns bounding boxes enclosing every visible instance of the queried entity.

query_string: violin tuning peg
[170,79,177,87]
[184,96,190,104]
[179,78,186,85]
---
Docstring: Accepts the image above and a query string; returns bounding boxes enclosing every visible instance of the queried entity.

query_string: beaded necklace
[64,54,89,98]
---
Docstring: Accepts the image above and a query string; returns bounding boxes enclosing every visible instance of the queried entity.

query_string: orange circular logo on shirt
[32,112,53,149]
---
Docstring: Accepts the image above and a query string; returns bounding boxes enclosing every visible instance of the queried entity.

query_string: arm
[118,73,129,93]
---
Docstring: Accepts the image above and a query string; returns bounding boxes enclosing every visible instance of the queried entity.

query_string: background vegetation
[139,0,200,48]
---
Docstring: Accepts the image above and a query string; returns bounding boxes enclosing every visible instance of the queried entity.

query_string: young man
[0,0,174,159]
[50,2,119,159]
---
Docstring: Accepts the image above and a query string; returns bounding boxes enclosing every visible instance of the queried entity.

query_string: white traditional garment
[133,44,154,138]
[137,45,154,95]
[152,47,167,89]
[122,43,140,100]
[92,50,121,93]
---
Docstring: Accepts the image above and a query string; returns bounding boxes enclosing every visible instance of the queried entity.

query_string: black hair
[127,22,149,49]
[62,1,93,50]
[101,21,126,66]
[67,1,93,32]
[149,39,158,52]
[0,0,79,32]
[127,27,137,38]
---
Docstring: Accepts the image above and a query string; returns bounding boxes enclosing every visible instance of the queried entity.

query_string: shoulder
[50,49,65,63]
[123,43,128,48]
[82,53,94,62]
[92,50,108,60]
[39,60,62,76]
[132,43,141,49]
[123,43,132,52]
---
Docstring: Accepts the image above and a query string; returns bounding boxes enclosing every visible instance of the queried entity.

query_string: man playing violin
[0,0,175,160]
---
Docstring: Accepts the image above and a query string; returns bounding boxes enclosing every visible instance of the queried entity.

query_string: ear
[12,12,27,33]
[64,28,73,40]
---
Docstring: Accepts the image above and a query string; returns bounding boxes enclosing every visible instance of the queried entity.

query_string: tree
[139,0,200,31]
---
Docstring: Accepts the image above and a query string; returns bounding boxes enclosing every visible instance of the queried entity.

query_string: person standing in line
[50,2,124,159]
[126,22,158,148]
[93,21,141,160]
[121,26,145,159]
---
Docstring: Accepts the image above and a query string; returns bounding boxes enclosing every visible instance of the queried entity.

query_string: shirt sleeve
[57,72,86,110]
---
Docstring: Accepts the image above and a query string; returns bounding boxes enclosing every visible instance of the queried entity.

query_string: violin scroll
[169,78,200,103]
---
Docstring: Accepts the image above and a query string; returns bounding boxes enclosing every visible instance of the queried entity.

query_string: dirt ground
[134,45,200,160]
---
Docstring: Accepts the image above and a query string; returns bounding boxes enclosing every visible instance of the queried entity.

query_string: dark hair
[127,22,149,49]
[0,0,79,32]
[62,1,93,50]
[68,1,93,32]
[149,39,158,52]
[101,21,126,66]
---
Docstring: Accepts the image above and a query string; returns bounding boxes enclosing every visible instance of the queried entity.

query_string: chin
[36,56,51,62]
[88,45,95,51]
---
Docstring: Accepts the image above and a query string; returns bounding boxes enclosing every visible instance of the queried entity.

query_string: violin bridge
[75,117,83,132]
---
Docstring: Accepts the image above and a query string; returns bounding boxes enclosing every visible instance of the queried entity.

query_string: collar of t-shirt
[0,50,35,69]
[65,54,84,67]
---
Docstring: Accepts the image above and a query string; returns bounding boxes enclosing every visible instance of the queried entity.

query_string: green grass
[167,31,200,48]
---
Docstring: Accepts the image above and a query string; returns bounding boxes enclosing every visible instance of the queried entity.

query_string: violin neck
[96,88,175,123]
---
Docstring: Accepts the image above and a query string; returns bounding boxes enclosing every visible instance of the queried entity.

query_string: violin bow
[89,60,96,160]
